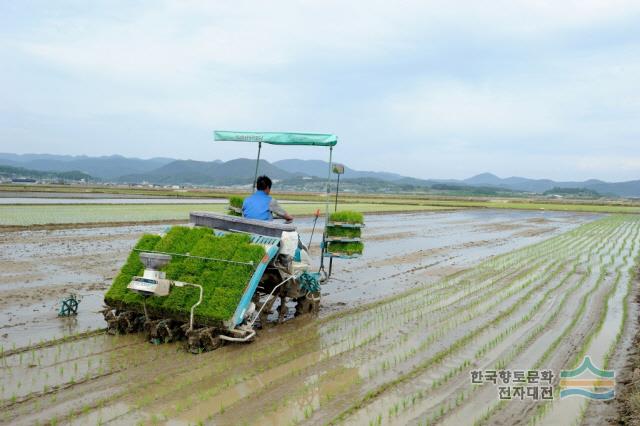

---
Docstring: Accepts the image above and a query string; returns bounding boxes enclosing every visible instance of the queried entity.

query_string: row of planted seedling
[338,216,635,425]
[329,220,606,334]
[316,225,600,374]
[473,217,639,425]
[241,216,640,426]
[192,216,636,426]
[532,220,640,425]
[482,220,636,424]
[358,254,586,423]
[361,259,569,381]
[322,223,604,352]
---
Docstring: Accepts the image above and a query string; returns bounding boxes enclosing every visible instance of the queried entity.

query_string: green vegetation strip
[0,203,446,226]
[329,210,364,224]
[327,241,364,255]
[326,225,361,239]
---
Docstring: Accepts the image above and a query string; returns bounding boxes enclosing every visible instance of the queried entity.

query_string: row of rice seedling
[316,221,604,374]
[361,260,568,382]
[323,222,602,348]
[525,216,640,425]
[348,258,586,425]
[419,221,630,424]
[472,215,640,426]
[330,216,636,426]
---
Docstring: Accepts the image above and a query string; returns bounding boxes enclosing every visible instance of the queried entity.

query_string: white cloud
[2,0,640,180]
[15,1,640,80]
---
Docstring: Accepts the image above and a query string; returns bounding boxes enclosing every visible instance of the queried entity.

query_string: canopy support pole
[320,146,333,278]
[325,146,333,222]
[334,173,340,212]
[252,141,262,192]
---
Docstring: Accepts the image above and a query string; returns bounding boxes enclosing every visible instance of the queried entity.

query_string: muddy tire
[185,327,224,354]
[295,292,320,316]
[104,308,144,334]
[147,319,183,344]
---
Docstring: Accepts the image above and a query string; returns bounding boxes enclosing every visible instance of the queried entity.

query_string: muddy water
[2,214,637,426]
[313,210,595,311]
[0,210,592,350]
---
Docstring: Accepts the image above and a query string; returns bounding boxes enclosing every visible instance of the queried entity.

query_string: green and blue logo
[560,357,615,400]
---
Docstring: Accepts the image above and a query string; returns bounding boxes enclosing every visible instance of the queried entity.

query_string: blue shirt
[242,190,273,221]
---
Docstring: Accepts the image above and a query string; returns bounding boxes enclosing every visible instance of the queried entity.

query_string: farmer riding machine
[102,131,361,353]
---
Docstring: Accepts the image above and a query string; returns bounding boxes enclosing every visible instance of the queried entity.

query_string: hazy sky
[1,1,640,181]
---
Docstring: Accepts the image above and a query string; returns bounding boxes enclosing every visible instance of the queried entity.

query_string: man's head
[256,175,272,194]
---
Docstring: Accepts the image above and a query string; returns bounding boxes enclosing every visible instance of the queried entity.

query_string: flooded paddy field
[2,209,639,425]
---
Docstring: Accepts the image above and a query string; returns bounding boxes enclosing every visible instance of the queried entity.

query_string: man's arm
[269,199,293,222]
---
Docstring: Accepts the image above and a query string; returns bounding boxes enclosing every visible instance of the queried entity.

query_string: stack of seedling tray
[104,226,265,326]
[227,196,244,216]
[325,211,365,258]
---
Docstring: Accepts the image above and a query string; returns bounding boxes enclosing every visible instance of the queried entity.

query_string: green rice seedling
[104,227,265,324]
[228,196,244,216]
[329,210,364,224]
[327,242,364,255]
[326,226,361,239]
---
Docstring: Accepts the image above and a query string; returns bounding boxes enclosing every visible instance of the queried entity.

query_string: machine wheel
[277,293,289,323]
[103,309,145,334]
[185,327,224,353]
[147,319,182,344]
[59,297,79,316]
[295,292,320,316]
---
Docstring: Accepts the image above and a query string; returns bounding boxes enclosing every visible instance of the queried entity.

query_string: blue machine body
[230,243,280,327]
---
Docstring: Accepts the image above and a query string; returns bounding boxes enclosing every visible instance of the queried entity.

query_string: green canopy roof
[214,130,337,147]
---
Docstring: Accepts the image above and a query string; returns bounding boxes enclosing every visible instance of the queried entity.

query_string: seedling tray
[325,236,362,243]
[228,205,243,215]
[104,226,267,327]
[323,252,362,259]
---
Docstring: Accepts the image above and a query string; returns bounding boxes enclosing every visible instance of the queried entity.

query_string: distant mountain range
[272,159,405,181]
[0,165,92,182]
[1,153,638,197]
[0,153,174,179]
[462,172,640,197]
[118,159,298,186]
